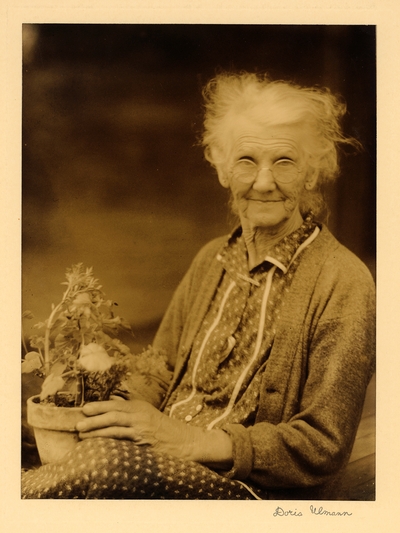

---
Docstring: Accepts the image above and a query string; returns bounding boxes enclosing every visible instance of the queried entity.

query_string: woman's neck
[242,214,303,270]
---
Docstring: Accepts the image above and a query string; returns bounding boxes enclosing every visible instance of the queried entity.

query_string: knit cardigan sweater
[153,224,376,499]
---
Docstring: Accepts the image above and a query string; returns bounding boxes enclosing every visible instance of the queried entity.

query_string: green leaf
[29,335,45,349]
[51,317,68,331]
[25,351,41,361]
[50,361,68,376]
[110,338,131,355]
[21,352,42,373]
[40,374,65,400]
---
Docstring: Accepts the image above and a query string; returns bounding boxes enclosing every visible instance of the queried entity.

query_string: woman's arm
[224,260,376,489]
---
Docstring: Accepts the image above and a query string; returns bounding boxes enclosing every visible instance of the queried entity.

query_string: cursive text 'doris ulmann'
[273,505,353,517]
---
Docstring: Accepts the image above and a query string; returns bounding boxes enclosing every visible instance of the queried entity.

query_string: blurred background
[22,24,376,352]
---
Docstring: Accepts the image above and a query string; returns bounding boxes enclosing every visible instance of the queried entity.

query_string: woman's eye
[232,158,256,175]
[235,159,256,171]
[275,158,295,167]
[238,157,255,163]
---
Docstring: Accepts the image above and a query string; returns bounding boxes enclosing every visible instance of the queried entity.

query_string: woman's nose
[252,167,276,192]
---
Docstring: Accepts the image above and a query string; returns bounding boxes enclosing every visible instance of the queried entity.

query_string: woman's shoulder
[313,224,375,290]
[191,235,229,265]
[176,235,229,289]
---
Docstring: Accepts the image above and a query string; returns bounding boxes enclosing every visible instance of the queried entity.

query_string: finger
[81,401,122,416]
[78,426,136,441]
[76,411,133,432]
[82,399,144,416]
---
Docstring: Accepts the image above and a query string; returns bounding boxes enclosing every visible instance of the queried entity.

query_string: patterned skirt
[21,437,265,499]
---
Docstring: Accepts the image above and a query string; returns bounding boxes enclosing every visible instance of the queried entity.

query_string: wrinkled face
[220,113,316,233]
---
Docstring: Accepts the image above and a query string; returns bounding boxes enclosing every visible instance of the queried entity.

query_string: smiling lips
[248,197,283,203]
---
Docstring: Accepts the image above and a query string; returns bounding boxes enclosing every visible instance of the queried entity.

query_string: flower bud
[72,293,92,306]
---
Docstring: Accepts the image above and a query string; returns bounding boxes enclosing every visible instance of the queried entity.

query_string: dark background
[22,24,376,351]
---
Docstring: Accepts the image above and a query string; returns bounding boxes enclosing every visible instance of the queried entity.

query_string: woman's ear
[304,168,319,190]
[217,167,230,189]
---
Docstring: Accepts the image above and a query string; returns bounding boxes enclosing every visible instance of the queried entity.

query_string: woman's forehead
[228,113,310,150]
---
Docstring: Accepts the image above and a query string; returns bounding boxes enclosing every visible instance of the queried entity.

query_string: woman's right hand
[76,399,233,468]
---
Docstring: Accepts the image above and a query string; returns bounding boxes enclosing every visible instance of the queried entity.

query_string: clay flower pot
[27,395,86,465]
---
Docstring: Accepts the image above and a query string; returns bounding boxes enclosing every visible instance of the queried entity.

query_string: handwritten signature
[273,505,353,517]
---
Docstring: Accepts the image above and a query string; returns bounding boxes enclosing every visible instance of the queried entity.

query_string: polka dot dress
[22,438,258,499]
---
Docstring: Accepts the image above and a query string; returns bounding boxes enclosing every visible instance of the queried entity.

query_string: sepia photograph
[20,24,376,502]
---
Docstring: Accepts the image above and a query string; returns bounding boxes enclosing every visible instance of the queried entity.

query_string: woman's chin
[245,205,289,230]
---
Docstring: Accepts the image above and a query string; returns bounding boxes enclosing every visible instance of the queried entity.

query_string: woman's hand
[76,399,233,468]
[76,399,187,458]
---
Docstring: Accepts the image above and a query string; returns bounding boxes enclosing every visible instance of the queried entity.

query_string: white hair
[201,72,361,215]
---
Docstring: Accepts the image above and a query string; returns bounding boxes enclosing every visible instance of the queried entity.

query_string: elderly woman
[22,72,375,500]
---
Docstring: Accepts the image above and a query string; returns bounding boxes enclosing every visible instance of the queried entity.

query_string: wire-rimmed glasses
[230,159,302,185]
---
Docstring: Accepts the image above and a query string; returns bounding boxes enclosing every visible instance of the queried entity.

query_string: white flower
[79,343,113,372]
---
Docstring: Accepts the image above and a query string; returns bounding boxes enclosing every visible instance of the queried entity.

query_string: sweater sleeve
[224,254,376,490]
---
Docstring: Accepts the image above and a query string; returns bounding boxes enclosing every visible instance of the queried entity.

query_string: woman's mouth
[248,198,282,203]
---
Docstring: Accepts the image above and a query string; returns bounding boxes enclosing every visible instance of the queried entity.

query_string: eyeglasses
[230,159,302,185]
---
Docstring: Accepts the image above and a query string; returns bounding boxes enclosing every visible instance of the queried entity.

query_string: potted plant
[22,263,171,465]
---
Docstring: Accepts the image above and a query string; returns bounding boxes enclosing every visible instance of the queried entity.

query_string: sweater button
[185,415,192,422]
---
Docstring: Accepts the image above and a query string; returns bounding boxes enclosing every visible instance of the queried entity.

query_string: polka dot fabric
[21,438,258,499]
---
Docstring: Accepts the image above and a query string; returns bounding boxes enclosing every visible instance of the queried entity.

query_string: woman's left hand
[76,399,233,468]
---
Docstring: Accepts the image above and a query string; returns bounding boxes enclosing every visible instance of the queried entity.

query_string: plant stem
[59,369,88,380]
[21,323,29,355]
[75,375,85,407]
[43,302,62,375]
[59,369,76,379]
[43,285,71,375]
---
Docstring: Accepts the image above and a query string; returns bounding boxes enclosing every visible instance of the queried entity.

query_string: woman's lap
[21,437,257,499]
